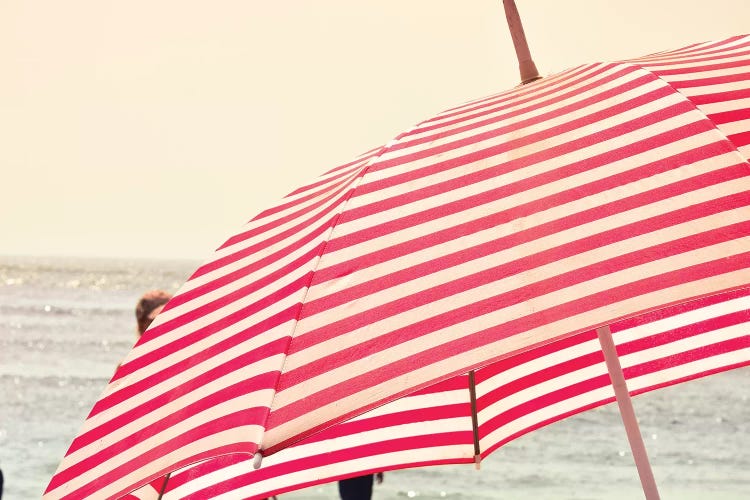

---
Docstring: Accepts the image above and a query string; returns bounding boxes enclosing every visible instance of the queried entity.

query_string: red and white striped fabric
[157,287,750,499]
[46,35,750,499]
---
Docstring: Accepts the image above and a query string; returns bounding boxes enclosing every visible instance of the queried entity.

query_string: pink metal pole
[596,325,661,500]
[502,0,542,84]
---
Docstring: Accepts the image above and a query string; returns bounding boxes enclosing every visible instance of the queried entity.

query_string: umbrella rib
[156,472,171,500]
[263,137,414,453]
[468,370,482,469]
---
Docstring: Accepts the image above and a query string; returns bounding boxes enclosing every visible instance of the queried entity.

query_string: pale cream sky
[2,1,748,260]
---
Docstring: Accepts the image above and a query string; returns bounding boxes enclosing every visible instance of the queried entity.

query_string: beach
[1,255,748,499]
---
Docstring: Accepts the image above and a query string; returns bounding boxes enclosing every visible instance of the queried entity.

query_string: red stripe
[618,310,750,357]
[728,130,750,149]
[62,381,273,485]
[416,64,600,129]
[479,373,612,438]
[72,348,282,453]
[114,267,312,381]
[183,432,473,500]
[668,70,750,89]
[706,107,750,125]
[332,101,699,252]
[624,336,750,379]
[647,58,750,77]
[370,71,669,174]
[480,397,613,458]
[245,165,365,225]
[394,65,634,150]
[294,217,750,384]
[300,175,750,337]
[475,330,599,383]
[268,251,750,447]
[612,287,750,331]
[164,216,337,312]
[477,352,605,413]
[105,297,302,410]
[210,180,354,258]
[310,133,731,297]
[57,411,262,500]
[637,46,750,67]
[689,88,750,105]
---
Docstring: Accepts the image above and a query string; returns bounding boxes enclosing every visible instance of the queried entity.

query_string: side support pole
[468,370,482,469]
[596,325,660,500]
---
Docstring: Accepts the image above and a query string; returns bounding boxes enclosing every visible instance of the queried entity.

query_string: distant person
[135,289,172,336]
[117,290,172,372]
[338,473,383,500]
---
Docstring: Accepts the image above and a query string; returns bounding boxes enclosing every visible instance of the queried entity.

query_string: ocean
[0,255,747,499]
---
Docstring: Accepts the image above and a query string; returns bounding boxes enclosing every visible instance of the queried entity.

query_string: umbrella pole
[502,0,542,84]
[596,325,660,500]
[156,472,171,500]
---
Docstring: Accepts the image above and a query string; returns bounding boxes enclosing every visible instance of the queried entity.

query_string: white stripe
[127,256,311,366]
[717,118,750,137]
[342,93,697,240]
[61,372,278,472]
[176,175,357,294]
[267,247,750,445]
[404,64,631,144]
[620,322,749,369]
[200,445,474,500]
[128,484,159,500]
[696,96,750,115]
[419,65,592,128]
[479,385,614,451]
[46,422,265,500]
[478,295,750,397]
[478,362,608,424]
[322,129,726,271]
[293,211,749,381]
[368,75,681,188]
[656,61,750,83]
[84,317,293,443]
[348,387,468,419]
[478,338,601,397]
[614,295,750,345]
[627,348,750,391]
[152,228,327,333]
[297,164,749,345]
[678,79,750,97]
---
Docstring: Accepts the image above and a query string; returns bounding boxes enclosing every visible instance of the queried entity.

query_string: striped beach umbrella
[45,28,750,500]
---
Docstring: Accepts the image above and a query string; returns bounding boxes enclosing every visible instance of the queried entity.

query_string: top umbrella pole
[502,0,542,84]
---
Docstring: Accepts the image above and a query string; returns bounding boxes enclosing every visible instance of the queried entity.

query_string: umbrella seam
[261,124,423,453]
[623,60,750,163]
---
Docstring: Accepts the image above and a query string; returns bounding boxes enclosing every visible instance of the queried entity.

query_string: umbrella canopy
[139,288,750,500]
[46,33,750,500]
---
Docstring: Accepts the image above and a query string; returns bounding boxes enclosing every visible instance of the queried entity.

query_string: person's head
[135,289,172,335]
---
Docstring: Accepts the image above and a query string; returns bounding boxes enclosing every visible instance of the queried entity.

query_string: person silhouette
[338,472,383,500]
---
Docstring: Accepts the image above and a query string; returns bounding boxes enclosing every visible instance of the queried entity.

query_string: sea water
[0,255,747,500]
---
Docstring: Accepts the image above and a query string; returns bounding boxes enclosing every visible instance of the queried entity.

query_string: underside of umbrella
[46,34,750,500]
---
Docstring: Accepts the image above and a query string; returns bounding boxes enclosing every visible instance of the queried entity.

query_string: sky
[2,0,749,261]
